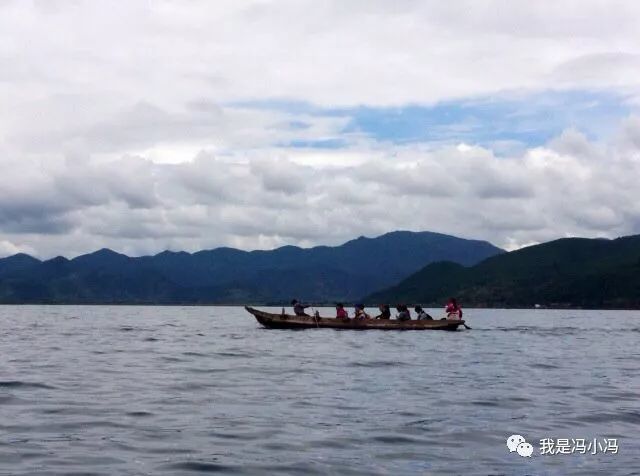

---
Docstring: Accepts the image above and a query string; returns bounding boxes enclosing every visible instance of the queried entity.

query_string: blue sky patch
[232,90,635,152]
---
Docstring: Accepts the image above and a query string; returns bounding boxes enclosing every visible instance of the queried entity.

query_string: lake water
[0,306,638,475]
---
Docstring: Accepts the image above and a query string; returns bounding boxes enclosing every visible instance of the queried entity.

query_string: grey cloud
[620,116,640,150]
[5,95,348,160]
[2,0,639,115]
[2,1,640,256]
[250,158,311,195]
[472,174,534,200]
[548,129,602,159]
[169,153,253,202]
[552,53,640,87]
[0,205,74,235]
[5,119,640,258]
[53,156,159,209]
[569,206,624,231]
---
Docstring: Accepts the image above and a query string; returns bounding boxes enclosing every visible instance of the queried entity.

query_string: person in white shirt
[414,305,433,320]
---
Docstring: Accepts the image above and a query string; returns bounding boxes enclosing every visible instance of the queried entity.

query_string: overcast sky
[1,0,640,258]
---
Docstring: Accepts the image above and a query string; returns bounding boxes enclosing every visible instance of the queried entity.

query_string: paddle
[443,314,472,330]
[311,307,320,328]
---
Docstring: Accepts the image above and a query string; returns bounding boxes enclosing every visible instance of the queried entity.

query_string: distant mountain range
[0,231,503,304]
[366,234,640,309]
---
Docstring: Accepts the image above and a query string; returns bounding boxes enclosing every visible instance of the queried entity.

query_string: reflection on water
[0,306,639,475]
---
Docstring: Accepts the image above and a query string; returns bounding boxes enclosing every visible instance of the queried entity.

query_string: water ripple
[0,380,56,390]
[0,306,638,476]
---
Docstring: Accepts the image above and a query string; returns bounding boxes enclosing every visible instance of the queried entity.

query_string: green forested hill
[0,231,502,304]
[366,235,640,309]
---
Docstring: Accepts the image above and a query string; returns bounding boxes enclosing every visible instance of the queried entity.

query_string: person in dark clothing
[354,303,370,320]
[396,304,411,321]
[291,299,310,316]
[414,305,433,320]
[375,304,391,319]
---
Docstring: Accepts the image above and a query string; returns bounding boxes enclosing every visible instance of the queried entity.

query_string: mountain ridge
[0,230,503,304]
[365,234,640,309]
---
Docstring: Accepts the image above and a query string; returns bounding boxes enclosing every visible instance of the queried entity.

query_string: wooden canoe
[246,306,466,331]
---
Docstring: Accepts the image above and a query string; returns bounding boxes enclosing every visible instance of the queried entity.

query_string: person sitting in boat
[375,304,391,319]
[396,304,411,321]
[336,303,349,319]
[291,299,310,316]
[414,305,433,320]
[354,303,370,320]
[445,298,463,320]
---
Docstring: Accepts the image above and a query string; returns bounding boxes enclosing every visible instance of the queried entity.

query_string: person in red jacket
[336,303,348,319]
[445,298,463,320]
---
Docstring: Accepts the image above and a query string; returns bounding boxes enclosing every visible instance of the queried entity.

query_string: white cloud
[1,1,639,110]
[1,117,640,257]
[1,1,640,257]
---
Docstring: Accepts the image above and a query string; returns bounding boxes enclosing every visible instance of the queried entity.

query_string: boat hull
[245,307,465,331]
